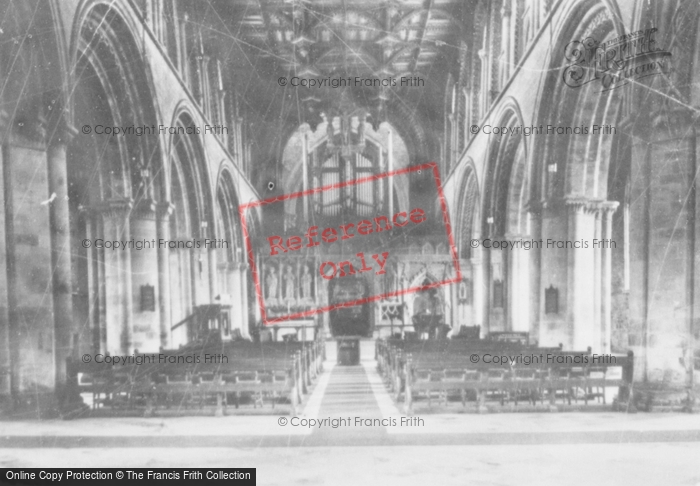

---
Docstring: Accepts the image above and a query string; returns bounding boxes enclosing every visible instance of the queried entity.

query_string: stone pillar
[565,198,596,350]
[202,56,211,115]
[196,50,211,114]
[156,203,174,349]
[253,252,262,326]
[80,206,104,354]
[487,4,501,100]
[506,233,518,331]
[208,240,218,303]
[471,256,484,336]
[130,200,160,352]
[152,0,162,41]
[628,107,696,383]
[387,128,394,215]
[229,262,242,334]
[3,146,20,401]
[301,125,309,221]
[450,113,459,168]
[3,118,57,405]
[180,13,190,84]
[46,123,77,398]
[517,235,530,333]
[236,116,244,161]
[478,48,489,120]
[95,200,134,354]
[528,202,543,344]
[592,204,603,352]
[0,138,8,398]
[215,61,227,141]
[239,263,250,338]
[500,1,512,85]
[452,265,462,329]
[482,237,492,334]
[506,233,530,332]
[600,202,619,354]
[629,128,650,380]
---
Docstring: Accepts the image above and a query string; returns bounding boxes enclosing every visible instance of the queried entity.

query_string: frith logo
[562,28,671,91]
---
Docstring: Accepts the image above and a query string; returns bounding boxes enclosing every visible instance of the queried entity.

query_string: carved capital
[17,114,47,145]
[90,198,134,219]
[156,202,175,221]
[564,196,590,213]
[48,117,78,146]
[58,123,78,145]
[599,201,620,222]
[0,109,10,135]
[583,200,605,216]
[600,201,620,213]
[526,199,545,215]
[219,261,236,272]
[132,199,157,220]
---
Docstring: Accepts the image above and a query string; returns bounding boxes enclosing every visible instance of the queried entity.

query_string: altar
[260,319,317,342]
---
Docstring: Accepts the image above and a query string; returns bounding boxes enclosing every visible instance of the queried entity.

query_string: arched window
[458,88,468,152]
[216,174,241,264]
[459,169,479,260]
[168,125,208,346]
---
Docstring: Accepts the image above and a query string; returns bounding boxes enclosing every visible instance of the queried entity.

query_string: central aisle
[305,365,389,446]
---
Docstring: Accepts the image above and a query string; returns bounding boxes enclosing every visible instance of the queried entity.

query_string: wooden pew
[376,338,550,402]
[376,338,634,414]
[68,336,326,417]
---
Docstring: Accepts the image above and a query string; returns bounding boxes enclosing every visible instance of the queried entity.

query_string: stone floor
[1,341,700,485]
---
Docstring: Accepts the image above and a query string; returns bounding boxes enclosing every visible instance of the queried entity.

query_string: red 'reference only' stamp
[239,162,461,326]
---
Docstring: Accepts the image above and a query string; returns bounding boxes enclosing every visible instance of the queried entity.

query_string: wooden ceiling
[234,0,463,75]
[208,0,466,126]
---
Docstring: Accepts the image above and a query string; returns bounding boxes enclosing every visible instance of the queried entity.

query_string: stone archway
[533,2,623,352]
[455,164,482,331]
[481,107,527,335]
[69,4,164,355]
[215,168,249,338]
[165,111,214,348]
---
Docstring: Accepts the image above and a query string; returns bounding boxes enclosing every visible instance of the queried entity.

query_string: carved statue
[283,264,296,302]
[265,267,278,305]
[300,264,313,301]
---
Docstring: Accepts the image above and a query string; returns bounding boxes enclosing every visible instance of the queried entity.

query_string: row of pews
[67,336,325,417]
[376,338,635,414]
